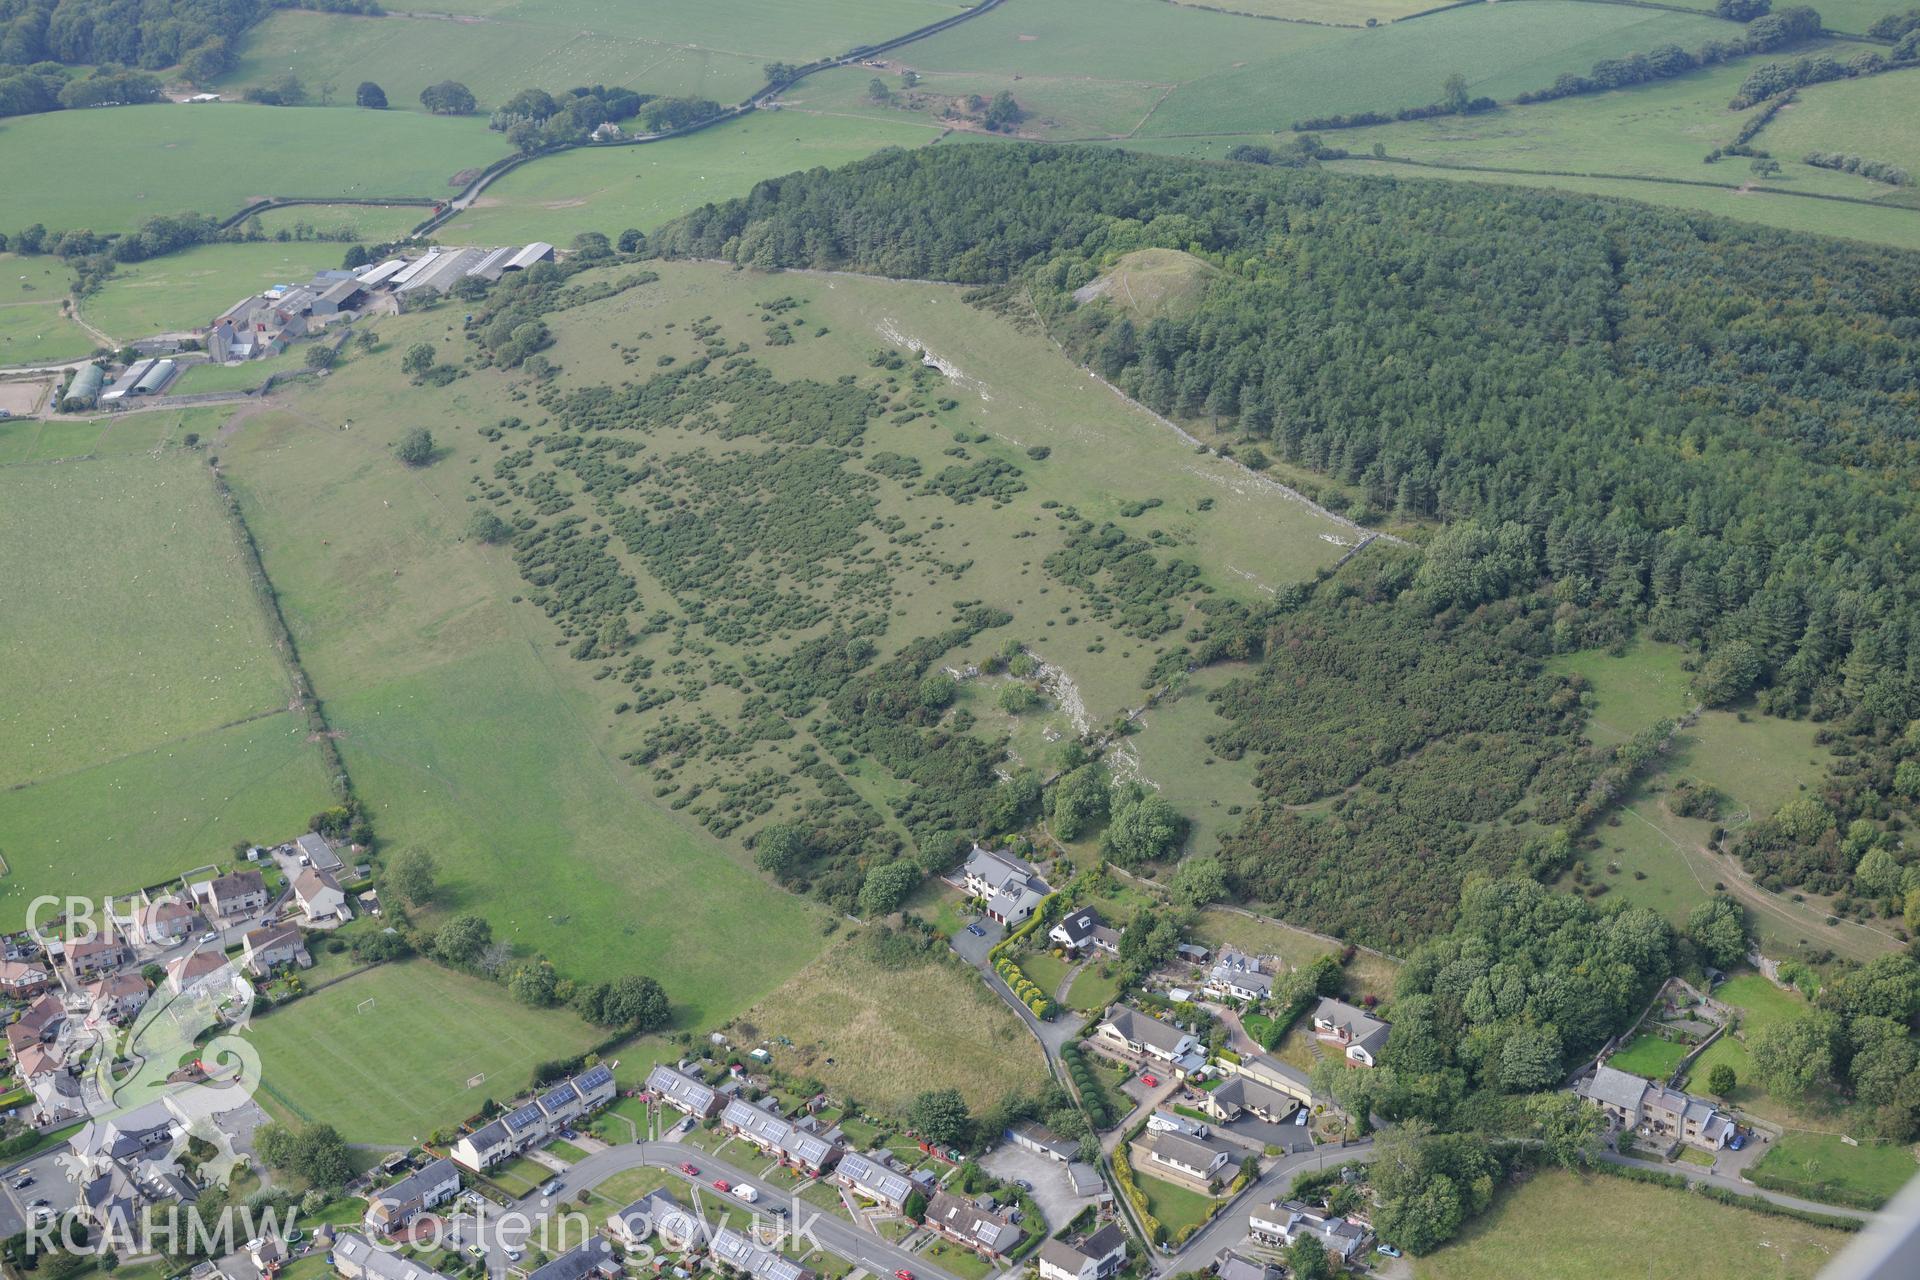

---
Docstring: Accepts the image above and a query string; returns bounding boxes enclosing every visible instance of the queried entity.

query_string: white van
[732,1184,759,1203]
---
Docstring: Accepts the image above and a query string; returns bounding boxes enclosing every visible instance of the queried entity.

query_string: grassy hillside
[1760,67,1920,180]
[450,111,948,246]
[0,105,507,234]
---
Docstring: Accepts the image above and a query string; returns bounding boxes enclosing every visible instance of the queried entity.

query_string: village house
[449,1064,614,1171]
[646,1063,722,1119]
[1036,1224,1128,1280]
[710,1225,813,1280]
[8,992,66,1055]
[1248,1200,1373,1265]
[197,870,270,921]
[1048,907,1120,958]
[1310,998,1391,1068]
[1204,950,1274,1003]
[1147,1109,1210,1138]
[365,1156,461,1235]
[719,1096,842,1173]
[333,1233,457,1280]
[1093,1005,1205,1074]
[0,958,51,999]
[1202,1071,1304,1125]
[241,923,309,978]
[608,1190,707,1251]
[1130,1130,1234,1192]
[922,1188,1023,1260]
[84,972,150,1023]
[832,1151,913,1212]
[1579,1064,1733,1152]
[294,868,349,924]
[959,845,1049,926]
[166,947,238,994]
[1212,1250,1282,1280]
[65,934,133,981]
[135,898,197,946]
[1224,1052,1315,1107]
[70,1098,179,1166]
[527,1237,620,1280]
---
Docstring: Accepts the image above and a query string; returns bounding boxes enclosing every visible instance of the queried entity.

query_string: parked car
[1294,1108,1310,1126]
[1376,1244,1401,1259]
[504,1249,523,1263]
[11,1175,33,1189]
[1728,1132,1748,1151]
[1140,1074,1159,1087]
[965,924,984,937]
[27,1199,49,1210]
[467,1247,485,1259]
[1012,1179,1032,1192]
[895,1270,915,1280]
[768,1204,789,1217]
[680,1162,700,1177]
[540,1180,561,1197]
[201,931,220,944]
[712,1180,732,1194]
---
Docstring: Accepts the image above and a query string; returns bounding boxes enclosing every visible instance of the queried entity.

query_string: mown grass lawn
[249,960,603,1143]
[1414,1169,1851,1279]
[1606,1034,1690,1081]
[1134,1171,1217,1236]
[1749,1131,1917,1210]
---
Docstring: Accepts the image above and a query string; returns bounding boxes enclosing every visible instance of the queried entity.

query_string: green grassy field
[224,0,968,114]
[0,301,94,366]
[80,241,372,344]
[447,111,947,246]
[1660,0,1918,34]
[1168,0,1435,23]
[1683,973,1805,1121]
[1137,2,1739,137]
[0,451,294,787]
[0,440,336,921]
[1759,68,1920,182]
[249,959,604,1142]
[0,105,507,234]
[0,711,337,923]
[1414,1169,1853,1279]
[246,203,436,243]
[1749,1131,1917,1209]
[0,406,225,464]
[170,351,307,396]
[1606,1033,1690,1080]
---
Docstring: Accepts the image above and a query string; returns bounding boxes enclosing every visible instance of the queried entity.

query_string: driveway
[978,1144,1096,1232]
[1155,1141,1376,1274]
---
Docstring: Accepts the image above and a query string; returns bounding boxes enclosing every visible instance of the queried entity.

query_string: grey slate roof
[647,1063,717,1115]
[1101,1005,1193,1057]
[1582,1064,1650,1111]
[709,1227,810,1280]
[835,1151,911,1205]
[928,1187,1022,1254]
[1138,1129,1231,1174]
[333,1233,456,1280]
[1313,998,1390,1055]
[524,1237,616,1280]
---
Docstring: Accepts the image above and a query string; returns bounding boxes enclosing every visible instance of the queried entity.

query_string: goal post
[357,997,377,1014]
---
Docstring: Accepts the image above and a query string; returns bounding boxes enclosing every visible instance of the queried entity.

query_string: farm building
[100,357,176,403]
[503,242,555,271]
[62,362,103,409]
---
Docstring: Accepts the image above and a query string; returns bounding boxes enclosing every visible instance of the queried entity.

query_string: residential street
[1153,1140,1376,1276]
[502,1139,966,1280]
